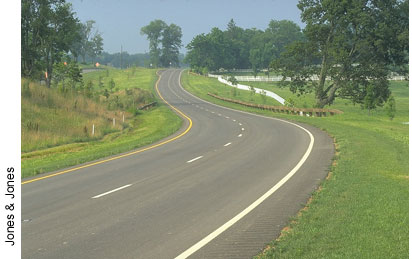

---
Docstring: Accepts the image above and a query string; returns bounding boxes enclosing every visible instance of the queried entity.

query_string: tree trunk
[316,82,339,108]
[315,23,335,108]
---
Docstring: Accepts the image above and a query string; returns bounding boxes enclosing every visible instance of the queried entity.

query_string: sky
[68,0,303,54]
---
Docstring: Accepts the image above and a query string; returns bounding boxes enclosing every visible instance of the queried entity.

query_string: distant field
[21,67,182,178]
[182,72,409,258]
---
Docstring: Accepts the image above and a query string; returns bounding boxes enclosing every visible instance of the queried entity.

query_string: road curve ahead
[22,69,334,259]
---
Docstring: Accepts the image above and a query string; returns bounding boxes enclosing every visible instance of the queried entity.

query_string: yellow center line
[22,70,193,185]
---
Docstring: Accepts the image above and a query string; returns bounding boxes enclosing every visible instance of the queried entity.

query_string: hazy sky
[68,0,303,54]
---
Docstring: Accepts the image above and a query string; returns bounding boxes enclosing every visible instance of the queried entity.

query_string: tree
[363,85,375,115]
[228,75,239,97]
[140,20,167,68]
[227,75,238,86]
[185,19,303,72]
[53,60,82,91]
[160,23,182,67]
[21,0,81,87]
[385,95,396,120]
[71,20,104,63]
[185,28,227,71]
[273,0,409,108]
[89,33,104,63]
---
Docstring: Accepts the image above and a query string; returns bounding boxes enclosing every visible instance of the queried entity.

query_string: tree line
[22,0,104,88]
[185,19,303,75]
[83,52,186,69]
[185,0,408,109]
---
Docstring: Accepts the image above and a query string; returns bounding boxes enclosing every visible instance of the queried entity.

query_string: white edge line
[92,184,132,199]
[175,130,314,259]
[187,156,203,163]
[175,70,315,259]
[224,142,231,147]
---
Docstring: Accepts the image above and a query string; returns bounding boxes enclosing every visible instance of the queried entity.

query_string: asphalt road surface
[22,69,334,259]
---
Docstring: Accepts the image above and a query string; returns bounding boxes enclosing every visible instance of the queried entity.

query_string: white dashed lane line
[187,156,204,163]
[224,142,232,147]
[238,134,243,137]
[92,184,132,199]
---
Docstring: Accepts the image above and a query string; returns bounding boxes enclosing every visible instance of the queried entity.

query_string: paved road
[22,69,333,259]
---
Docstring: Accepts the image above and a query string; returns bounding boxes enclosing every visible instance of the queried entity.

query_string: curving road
[22,69,333,259]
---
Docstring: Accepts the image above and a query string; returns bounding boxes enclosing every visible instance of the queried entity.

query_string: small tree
[202,67,209,76]
[363,85,377,116]
[84,80,93,98]
[228,75,238,97]
[260,89,267,103]
[228,75,238,86]
[53,61,83,91]
[249,85,256,96]
[252,66,259,78]
[103,89,110,99]
[67,62,82,90]
[385,95,396,121]
[98,75,104,88]
[286,97,295,107]
[109,78,115,91]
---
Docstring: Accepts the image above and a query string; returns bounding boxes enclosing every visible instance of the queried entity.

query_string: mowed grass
[22,67,182,178]
[181,72,408,258]
[82,66,157,92]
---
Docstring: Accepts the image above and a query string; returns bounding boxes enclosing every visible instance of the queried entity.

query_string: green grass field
[182,72,409,258]
[82,66,157,92]
[22,67,182,178]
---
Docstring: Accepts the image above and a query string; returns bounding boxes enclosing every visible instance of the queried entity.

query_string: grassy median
[22,67,182,178]
[181,71,408,258]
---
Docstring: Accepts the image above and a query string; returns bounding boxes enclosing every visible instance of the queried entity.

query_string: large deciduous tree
[273,0,408,108]
[141,20,182,68]
[160,23,182,67]
[71,20,104,63]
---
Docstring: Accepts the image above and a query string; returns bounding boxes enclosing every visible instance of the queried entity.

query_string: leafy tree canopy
[22,0,82,87]
[140,20,182,67]
[185,19,303,73]
[273,0,408,108]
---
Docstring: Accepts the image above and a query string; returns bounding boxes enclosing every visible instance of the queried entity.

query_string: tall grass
[22,67,182,178]
[21,79,127,153]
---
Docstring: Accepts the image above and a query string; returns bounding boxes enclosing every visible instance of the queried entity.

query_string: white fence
[208,74,407,82]
[217,76,285,105]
